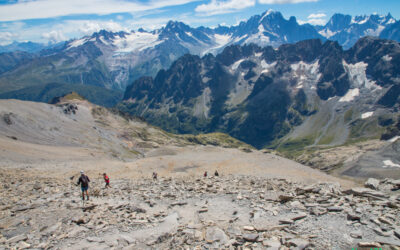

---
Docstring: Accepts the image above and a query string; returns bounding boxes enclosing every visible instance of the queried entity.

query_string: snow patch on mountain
[291,60,320,90]
[244,25,271,46]
[260,60,276,74]
[201,34,232,55]
[364,25,385,36]
[343,61,378,89]
[68,38,89,49]
[382,55,392,62]
[193,87,211,118]
[99,36,110,45]
[231,59,245,71]
[260,9,276,23]
[382,159,400,168]
[339,88,359,102]
[113,32,163,53]
[318,29,337,38]
[361,112,373,119]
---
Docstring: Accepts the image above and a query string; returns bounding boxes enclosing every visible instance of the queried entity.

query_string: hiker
[214,170,219,177]
[77,171,90,200]
[152,172,158,180]
[103,173,111,188]
[204,171,207,177]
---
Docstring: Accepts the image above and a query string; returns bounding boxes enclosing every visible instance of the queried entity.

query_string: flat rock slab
[243,233,259,242]
[263,239,281,249]
[345,188,389,199]
[287,238,310,249]
[205,227,229,244]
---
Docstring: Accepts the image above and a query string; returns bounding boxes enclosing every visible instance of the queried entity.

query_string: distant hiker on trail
[103,173,111,188]
[214,170,219,177]
[152,172,158,180]
[77,171,90,200]
[204,171,207,177]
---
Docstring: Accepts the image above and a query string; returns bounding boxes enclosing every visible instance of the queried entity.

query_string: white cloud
[308,13,326,19]
[299,12,327,26]
[306,18,326,25]
[0,31,17,45]
[128,13,218,30]
[195,0,256,16]
[42,30,67,43]
[259,0,318,3]
[0,0,199,22]
[72,20,128,35]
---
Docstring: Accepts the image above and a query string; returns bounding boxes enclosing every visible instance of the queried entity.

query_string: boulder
[287,238,310,249]
[347,213,360,221]
[358,242,381,248]
[278,195,294,203]
[365,178,380,190]
[242,233,259,242]
[344,188,389,200]
[327,206,343,212]
[263,239,281,249]
[205,227,229,244]
[291,212,307,221]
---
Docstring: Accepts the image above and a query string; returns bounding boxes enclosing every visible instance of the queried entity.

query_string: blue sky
[0,0,399,45]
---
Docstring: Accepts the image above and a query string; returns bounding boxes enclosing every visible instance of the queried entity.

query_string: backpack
[81,175,89,186]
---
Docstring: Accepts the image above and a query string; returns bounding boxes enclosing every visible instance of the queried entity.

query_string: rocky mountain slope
[120,37,399,145]
[0,10,398,103]
[1,167,400,249]
[0,97,251,164]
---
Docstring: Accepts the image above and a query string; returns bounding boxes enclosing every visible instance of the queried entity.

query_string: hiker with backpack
[77,171,90,200]
[152,172,158,180]
[103,173,111,188]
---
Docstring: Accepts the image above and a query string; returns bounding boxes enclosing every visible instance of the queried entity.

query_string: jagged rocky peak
[326,13,352,30]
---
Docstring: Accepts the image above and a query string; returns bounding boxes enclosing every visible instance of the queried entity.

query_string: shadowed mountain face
[119,37,400,149]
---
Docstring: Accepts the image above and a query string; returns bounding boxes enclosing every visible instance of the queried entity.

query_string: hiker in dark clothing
[204,171,207,177]
[103,173,111,188]
[214,170,219,177]
[152,172,158,180]
[77,171,90,200]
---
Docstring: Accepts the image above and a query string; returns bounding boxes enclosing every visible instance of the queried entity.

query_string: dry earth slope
[0,98,399,249]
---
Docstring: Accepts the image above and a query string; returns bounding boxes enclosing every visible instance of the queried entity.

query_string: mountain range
[118,36,400,155]
[0,10,399,99]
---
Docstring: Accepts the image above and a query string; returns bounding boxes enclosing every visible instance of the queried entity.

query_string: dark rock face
[346,37,400,87]
[317,41,349,100]
[120,37,400,148]
[380,20,400,42]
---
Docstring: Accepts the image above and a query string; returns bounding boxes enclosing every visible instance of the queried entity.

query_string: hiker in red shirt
[103,173,111,188]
